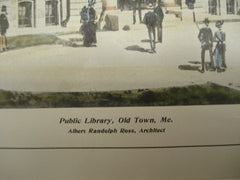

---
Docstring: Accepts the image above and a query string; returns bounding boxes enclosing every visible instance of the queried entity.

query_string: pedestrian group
[0,1,228,73]
[198,18,227,73]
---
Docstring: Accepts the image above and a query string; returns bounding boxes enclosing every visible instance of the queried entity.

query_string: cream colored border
[0,105,240,179]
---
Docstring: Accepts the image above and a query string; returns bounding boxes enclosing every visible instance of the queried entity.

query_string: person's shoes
[199,68,204,73]
[217,67,225,73]
[209,62,215,68]
[133,19,136,24]
[222,64,227,68]
[209,67,216,71]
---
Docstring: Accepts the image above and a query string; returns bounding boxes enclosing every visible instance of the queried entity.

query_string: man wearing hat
[213,20,226,72]
[143,7,157,52]
[154,0,164,43]
[132,0,142,24]
[198,18,214,73]
[0,5,9,52]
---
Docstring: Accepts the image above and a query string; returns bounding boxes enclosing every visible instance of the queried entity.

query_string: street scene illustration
[0,0,240,107]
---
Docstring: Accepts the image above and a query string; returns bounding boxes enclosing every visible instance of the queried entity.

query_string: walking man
[154,0,164,43]
[198,18,214,73]
[132,0,142,24]
[143,8,158,52]
[213,20,226,72]
[0,5,9,52]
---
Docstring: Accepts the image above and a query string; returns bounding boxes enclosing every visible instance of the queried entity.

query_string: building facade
[0,0,71,29]
[111,0,240,15]
[0,0,239,34]
[206,0,240,15]
[0,0,103,33]
[181,0,240,15]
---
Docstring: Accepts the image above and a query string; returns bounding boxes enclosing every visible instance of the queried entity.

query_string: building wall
[196,0,240,15]
[106,0,117,8]
[1,0,240,34]
[1,0,66,32]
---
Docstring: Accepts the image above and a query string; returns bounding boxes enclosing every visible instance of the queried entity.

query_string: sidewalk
[1,16,240,93]
[1,7,240,93]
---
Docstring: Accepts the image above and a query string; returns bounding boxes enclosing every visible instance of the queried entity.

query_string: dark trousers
[222,45,227,67]
[156,22,162,42]
[133,0,142,24]
[148,26,156,50]
[201,46,214,70]
[120,0,125,11]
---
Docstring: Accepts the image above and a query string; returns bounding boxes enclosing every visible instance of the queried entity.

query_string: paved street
[0,10,240,92]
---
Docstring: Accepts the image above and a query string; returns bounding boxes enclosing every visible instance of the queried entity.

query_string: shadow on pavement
[178,60,201,71]
[125,45,153,53]
[178,61,220,72]
[62,38,97,48]
[178,65,200,71]
[188,61,201,64]
[141,39,157,43]
[61,37,98,48]
[69,38,83,42]
[70,44,97,48]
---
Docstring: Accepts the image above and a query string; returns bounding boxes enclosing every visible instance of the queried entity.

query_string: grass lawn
[7,34,65,50]
[0,83,240,108]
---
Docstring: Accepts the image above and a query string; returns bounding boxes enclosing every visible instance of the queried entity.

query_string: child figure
[213,20,226,72]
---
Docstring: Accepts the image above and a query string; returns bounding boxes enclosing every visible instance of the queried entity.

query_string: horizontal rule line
[0,144,240,150]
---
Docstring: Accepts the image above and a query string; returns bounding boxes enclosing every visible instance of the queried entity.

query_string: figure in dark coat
[0,5,9,52]
[154,0,164,42]
[80,0,97,46]
[143,11,158,52]
[198,18,214,73]
[132,0,142,24]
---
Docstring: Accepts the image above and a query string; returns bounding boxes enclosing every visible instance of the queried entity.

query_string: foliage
[0,83,240,108]
[7,34,62,50]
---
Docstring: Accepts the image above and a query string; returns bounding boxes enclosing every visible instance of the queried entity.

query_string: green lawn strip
[0,83,240,108]
[7,34,65,50]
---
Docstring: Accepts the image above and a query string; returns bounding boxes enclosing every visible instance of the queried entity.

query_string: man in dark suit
[132,0,142,24]
[198,18,214,73]
[0,5,9,52]
[143,9,157,52]
[154,0,164,43]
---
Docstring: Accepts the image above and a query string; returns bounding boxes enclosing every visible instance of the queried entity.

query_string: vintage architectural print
[0,0,240,108]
